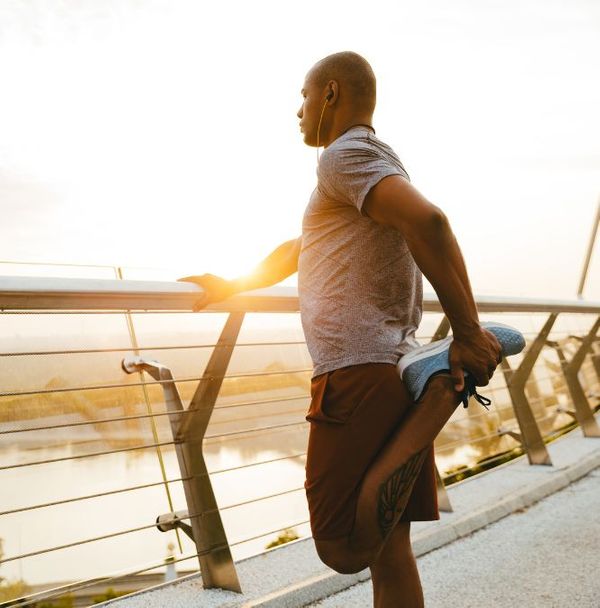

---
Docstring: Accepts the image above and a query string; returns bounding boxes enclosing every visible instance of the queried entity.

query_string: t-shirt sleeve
[317,141,405,214]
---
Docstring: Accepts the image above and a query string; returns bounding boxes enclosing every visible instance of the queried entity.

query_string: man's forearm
[406,215,480,340]
[229,237,301,293]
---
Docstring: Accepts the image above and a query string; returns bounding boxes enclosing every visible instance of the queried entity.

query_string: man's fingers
[177,274,223,311]
[448,343,464,391]
[178,276,206,311]
[476,375,490,387]
[470,365,490,386]
[192,299,208,312]
[191,293,212,312]
[450,364,464,392]
[450,331,501,389]
[178,274,212,284]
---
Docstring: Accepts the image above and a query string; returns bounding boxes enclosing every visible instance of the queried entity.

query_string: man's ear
[325,80,339,103]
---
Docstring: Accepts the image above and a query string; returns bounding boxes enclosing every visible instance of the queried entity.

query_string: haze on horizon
[0,0,599,301]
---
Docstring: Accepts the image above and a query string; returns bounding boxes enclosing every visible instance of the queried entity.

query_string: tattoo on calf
[377,446,430,539]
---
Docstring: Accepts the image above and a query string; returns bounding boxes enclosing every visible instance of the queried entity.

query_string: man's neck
[341,123,375,136]
[324,117,375,148]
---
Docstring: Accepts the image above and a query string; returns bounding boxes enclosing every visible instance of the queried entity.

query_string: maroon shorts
[304,362,440,541]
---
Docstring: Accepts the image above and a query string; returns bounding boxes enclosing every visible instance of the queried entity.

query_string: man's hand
[176,274,236,312]
[177,237,301,312]
[448,327,503,392]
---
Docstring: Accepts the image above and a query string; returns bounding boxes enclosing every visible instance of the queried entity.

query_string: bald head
[298,51,377,148]
[310,51,376,114]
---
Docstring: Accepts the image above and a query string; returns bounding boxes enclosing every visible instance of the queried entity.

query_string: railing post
[429,315,453,513]
[430,315,451,342]
[567,334,600,392]
[123,311,245,593]
[547,316,600,437]
[592,340,600,382]
[499,313,556,465]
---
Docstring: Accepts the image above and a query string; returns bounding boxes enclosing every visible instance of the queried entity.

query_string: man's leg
[313,373,461,572]
[370,521,424,608]
[352,373,461,555]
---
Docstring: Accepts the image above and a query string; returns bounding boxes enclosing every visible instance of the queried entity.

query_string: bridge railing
[1,271,599,606]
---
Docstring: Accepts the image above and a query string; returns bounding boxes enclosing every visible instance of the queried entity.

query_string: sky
[0,0,599,300]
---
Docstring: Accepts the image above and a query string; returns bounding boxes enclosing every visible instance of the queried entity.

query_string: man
[179,51,502,608]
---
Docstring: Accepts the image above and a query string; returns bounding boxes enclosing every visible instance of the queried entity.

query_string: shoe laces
[461,374,492,410]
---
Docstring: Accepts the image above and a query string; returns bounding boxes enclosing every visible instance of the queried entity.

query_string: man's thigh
[304,362,439,542]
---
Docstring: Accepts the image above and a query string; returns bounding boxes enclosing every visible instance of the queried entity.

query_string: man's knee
[314,537,371,574]
[424,374,462,407]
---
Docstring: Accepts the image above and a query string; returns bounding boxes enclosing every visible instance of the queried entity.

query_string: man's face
[297,70,326,147]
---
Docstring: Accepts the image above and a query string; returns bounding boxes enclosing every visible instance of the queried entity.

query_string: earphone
[316,90,334,162]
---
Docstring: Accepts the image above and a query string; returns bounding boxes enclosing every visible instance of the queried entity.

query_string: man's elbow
[404,207,449,247]
[421,207,449,237]
[430,206,448,228]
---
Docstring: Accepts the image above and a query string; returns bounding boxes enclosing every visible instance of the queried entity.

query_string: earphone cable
[316,97,329,164]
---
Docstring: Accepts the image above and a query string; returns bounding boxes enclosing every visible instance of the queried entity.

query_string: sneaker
[397,321,526,409]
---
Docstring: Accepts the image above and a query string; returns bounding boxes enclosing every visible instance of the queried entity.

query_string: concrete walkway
[308,464,600,607]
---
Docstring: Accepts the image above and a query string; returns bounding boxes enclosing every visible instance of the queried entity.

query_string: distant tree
[36,596,74,608]
[0,536,32,604]
[265,528,299,549]
[0,579,31,604]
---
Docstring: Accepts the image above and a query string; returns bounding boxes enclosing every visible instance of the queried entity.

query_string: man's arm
[362,175,501,391]
[177,236,301,310]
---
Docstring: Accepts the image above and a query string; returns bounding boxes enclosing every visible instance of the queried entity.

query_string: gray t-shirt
[298,125,423,378]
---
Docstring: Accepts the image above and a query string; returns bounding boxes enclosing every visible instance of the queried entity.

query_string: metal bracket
[555,405,578,421]
[430,315,451,343]
[122,311,245,593]
[580,336,600,384]
[156,510,194,542]
[497,425,523,444]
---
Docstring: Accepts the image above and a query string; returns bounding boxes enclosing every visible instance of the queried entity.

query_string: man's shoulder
[319,128,406,184]
[319,130,380,173]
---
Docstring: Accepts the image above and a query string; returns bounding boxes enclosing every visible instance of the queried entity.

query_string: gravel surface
[307,467,600,608]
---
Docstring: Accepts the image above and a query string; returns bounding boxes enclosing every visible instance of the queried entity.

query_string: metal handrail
[2,275,600,312]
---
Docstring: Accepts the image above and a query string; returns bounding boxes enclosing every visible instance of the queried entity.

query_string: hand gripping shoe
[397,321,526,410]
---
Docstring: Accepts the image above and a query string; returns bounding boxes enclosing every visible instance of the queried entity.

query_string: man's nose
[297,105,303,119]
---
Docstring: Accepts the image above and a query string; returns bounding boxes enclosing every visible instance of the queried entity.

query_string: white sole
[398,336,452,377]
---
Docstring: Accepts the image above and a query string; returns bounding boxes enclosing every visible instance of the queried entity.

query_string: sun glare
[0,1,598,297]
